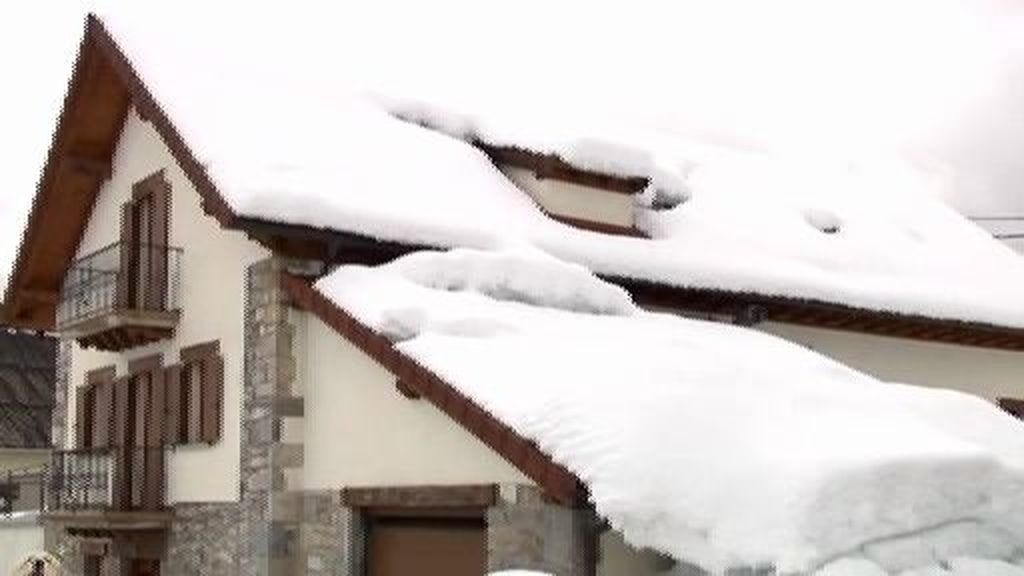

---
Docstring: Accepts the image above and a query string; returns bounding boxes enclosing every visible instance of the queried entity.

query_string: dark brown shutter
[148,178,170,311]
[132,373,149,509]
[117,203,137,309]
[147,367,166,447]
[164,364,183,444]
[143,367,166,511]
[92,381,112,449]
[186,362,203,444]
[201,354,224,443]
[75,386,93,449]
[111,377,131,510]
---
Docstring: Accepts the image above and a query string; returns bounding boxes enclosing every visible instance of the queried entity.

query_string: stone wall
[240,257,315,576]
[164,503,242,576]
[488,486,598,576]
[300,490,364,576]
[51,341,71,451]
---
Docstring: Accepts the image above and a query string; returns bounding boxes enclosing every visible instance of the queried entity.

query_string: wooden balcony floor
[59,309,180,351]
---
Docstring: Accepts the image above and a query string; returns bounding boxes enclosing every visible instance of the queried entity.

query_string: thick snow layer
[315,248,1024,574]
[92,7,1024,330]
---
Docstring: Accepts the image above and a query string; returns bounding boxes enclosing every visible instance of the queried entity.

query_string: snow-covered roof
[87,7,1024,332]
[314,247,1024,574]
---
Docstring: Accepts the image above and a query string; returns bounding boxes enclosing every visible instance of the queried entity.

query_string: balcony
[57,242,182,351]
[41,448,171,532]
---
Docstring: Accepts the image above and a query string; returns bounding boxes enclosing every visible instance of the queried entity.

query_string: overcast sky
[2,1,1023,292]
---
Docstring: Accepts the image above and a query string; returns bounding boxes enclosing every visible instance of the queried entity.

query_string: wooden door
[367,517,486,576]
[118,173,169,312]
[128,559,160,576]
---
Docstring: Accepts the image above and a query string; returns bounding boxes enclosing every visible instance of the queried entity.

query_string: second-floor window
[118,170,171,312]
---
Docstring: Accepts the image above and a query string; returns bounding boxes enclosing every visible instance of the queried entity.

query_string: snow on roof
[92,8,1024,330]
[315,247,1024,574]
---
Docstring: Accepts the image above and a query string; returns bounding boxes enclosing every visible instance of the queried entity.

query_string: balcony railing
[0,448,167,522]
[46,449,114,511]
[56,242,183,350]
[57,242,183,328]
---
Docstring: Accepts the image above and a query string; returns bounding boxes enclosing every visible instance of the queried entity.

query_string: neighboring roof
[0,331,54,449]
[5,12,1024,352]
[297,247,1024,574]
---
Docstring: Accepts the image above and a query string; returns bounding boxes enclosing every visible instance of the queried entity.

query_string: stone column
[300,491,365,576]
[51,340,71,450]
[487,486,597,576]
[240,257,312,576]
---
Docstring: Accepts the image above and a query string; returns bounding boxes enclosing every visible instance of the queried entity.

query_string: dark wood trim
[341,485,497,510]
[179,340,219,363]
[549,214,647,238]
[243,221,1024,350]
[163,364,183,444]
[998,398,1024,420]
[127,354,162,375]
[479,143,647,195]
[619,277,1024,351]
[284,274,584,506]
[131,170,167,200]
[85,366,116,386]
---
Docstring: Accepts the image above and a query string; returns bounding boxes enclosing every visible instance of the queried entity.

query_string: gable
[301,313,530,489]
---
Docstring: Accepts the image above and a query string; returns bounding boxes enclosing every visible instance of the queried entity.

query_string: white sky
[2,0,1023,293]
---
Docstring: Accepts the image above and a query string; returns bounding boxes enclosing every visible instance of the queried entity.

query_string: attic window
[497,164,647,238]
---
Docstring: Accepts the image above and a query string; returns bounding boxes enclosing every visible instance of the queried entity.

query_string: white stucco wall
[501,166,635,228]
[0,517,44,574]
[65,107,269,503]
[763,323,1024,401]
[300,312,530,489]
[597,530,680,576]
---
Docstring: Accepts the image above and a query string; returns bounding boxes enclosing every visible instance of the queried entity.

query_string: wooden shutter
[85,367,115,449]
[75,386,93,449]
[131,373,149,509]
[116,203,137,309]
[164,364,183,444]
[111,376,131,510]
[201,354,224,443]
[131,172,170,312]
[186,362,203,444]
[91,380,113,449]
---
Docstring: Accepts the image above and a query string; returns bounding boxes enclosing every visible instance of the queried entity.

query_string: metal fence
[0,447,167,517]
[46,448,114,511]
[56,242,183,328]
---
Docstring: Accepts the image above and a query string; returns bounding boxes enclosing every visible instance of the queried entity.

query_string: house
[0,330,55,572]
[2,12,1024,576]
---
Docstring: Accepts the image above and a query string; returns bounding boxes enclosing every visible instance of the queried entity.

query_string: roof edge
[1,14,242,330]
[282,273,587,507]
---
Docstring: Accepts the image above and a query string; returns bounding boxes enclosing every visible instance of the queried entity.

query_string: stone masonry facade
[488,485,597,576]
[240,257,315,576]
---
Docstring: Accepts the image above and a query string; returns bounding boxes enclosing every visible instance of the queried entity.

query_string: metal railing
[56,242,183,329]
[46,448,114,511]
[0,447,166,518]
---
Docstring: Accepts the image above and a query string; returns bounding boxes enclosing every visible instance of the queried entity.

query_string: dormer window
[56,171,182,351]
[483,145,648,238]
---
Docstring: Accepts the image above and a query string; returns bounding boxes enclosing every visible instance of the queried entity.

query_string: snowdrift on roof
[316,248,1024,574]
[94,8,1024,330]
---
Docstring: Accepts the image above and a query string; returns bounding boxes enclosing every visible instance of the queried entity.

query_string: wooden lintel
[340,485,498,510]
